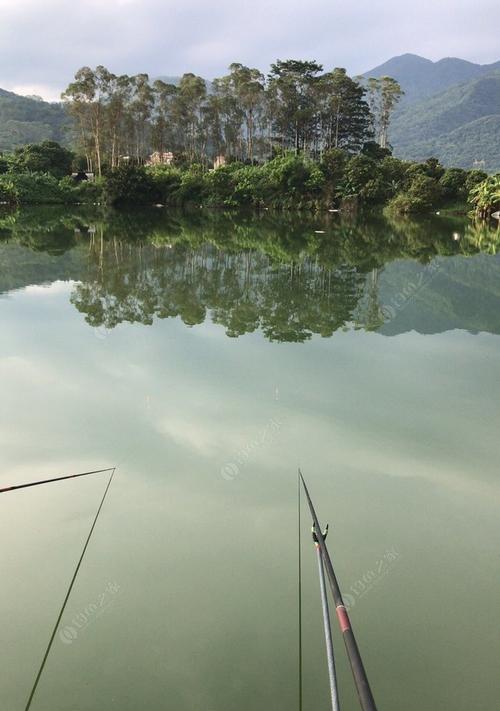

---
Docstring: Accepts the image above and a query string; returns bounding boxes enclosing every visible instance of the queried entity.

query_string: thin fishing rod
[25,467,116,711]
[0,467,115,494]
[298,471,303,711]
[299,470,377,711]
[314,536,340,711]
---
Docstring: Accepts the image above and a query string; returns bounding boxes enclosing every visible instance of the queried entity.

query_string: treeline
[1,138,499,218]
[0,139,495,215]
[104,153,492,215]
[60,62,403,173]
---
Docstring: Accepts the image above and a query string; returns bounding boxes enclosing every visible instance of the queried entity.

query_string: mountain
[153,75,182,85]
[154,75,213,92]
[388,71,500,171]
[0,89,69,152]
[362,53,500,104]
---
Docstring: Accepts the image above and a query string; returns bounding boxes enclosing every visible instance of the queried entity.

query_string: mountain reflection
[1,207,499,341]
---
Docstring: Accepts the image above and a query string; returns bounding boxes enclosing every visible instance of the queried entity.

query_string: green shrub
[380,156,408,193]
[264,154,309,196]
[232,165,265,206]
[341,155,386,202]
[0,155,10,175]
[203,166,238,206]
[388,174,441,214]
[147,165,183,203]
[1,172,66,204]
[465,169,488,194]
[361,142,392,160]
[423,157,445,180]
[170,166,206,205]
[439,168,468,201]
[104,165,162,206]
[469,175,500,218]
[11,141,74,179]
[0,176,19,204]
[256,153,326,208]
[58,176,105,204]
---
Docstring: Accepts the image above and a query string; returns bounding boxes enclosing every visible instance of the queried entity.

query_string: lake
[1,207,499,710]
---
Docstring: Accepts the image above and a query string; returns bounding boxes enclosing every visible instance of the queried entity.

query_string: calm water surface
[1,208,499,710]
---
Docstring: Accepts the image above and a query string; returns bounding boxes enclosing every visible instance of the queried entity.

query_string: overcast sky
[0,0,497,101]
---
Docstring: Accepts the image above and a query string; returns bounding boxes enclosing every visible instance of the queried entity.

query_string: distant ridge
[362,53,500,103]
[388,70,500,171]
[154,75,213,92]
[0,89,68,151]
[361,54,500,171]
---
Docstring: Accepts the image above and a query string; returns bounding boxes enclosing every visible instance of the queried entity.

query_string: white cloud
[0,0,498,100]
[10,84,63,102]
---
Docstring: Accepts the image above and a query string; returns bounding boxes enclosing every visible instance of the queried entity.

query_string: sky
[0,0,498,101]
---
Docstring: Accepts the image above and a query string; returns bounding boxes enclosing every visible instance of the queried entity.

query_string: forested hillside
[362,55,500,172]
[362,53,500,103]
[388,72,500,171]
[0,89,69,151]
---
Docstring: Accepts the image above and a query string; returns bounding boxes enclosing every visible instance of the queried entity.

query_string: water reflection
[2,207,500,711]
[1,206,499,341]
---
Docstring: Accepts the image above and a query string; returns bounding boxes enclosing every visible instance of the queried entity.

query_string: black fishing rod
[0,467,115,494]
[298,471,303,711]
[299,470,377,711]
[24,467,116,710]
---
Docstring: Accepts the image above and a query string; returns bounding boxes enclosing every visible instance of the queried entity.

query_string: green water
[1,207,499,711]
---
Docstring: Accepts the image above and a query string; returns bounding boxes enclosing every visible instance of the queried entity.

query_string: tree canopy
[60,60,383,174]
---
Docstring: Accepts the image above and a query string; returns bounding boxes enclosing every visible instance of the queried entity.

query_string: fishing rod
[299,470,377,711]
[24,466,116,710]
[313,524,340,711]
[298,471,303,711]
[0,467,115,494]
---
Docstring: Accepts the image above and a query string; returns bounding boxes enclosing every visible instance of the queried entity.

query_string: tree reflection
[2,206,500,341]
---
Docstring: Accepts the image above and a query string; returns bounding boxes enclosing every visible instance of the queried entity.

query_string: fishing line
[24,467,116,711]
[315,541,340,711]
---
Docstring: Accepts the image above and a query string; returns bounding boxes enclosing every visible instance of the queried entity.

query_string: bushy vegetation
[9,141,74,178]
[469,175,500,218]
[0,139,497,216]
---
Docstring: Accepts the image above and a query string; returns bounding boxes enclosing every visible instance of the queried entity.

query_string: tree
[366,76,404,148]
[11,140,74,178]
[151,80,178,156]
[208,76,244,159]
[61,65,113,176]
[172,74,207,161]
[227,64,265,161]
[107,74,133,168]
[129,74,155,162]
[59,61,400,177]
[267,60,323,153]
[318,69,372,153]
